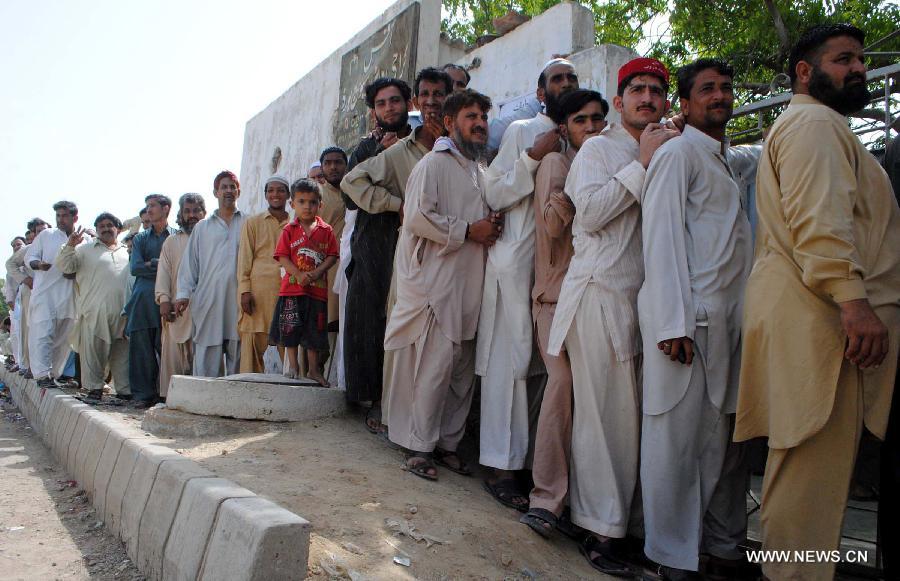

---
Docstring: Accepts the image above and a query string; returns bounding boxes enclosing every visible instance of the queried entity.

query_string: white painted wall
[239,0,636,214]
[238,0,440,215]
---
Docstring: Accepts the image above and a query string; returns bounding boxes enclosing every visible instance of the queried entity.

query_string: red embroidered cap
[618,58,670,87]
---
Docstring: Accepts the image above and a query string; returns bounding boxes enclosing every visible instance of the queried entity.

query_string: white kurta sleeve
[641,142,695,343]
[568,139,645,233]
[24,232,45,267]
[484,123,541,211]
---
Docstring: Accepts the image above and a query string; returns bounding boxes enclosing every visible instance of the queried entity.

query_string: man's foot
[131,399,156,409]
[306,370,330,387]
[36,376,56,389]
[579,535,633,578]
[520,507,558,539]
[283,367,300,380]
[703,554,762,580]
[432,448,472,476]
[365,406,383,434]
[482,477,529,512]
[657,565,702,580]
[54,376,79,389]
[22,369,33,379]
[402,453,438,481]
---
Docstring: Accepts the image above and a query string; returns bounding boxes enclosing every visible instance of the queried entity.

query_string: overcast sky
[0,0,396,248]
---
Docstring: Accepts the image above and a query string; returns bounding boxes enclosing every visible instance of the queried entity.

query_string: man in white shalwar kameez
[176,171,245,377]
[548,58,678,574]
[26,201,83,388]
[7,220,49,376]
[56,213,131,400]
[639,59,758,579]
[477,58,578,505]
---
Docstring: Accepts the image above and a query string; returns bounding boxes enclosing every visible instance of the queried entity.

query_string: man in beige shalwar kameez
[735,25,900,581]
[341,67,453,432]
[385,89,502,479]
[237,175,290,373]
[56,213,131,400]
[156,194,205,396]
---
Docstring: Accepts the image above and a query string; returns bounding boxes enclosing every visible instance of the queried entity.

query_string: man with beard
[156,193,205,395]
[385,88,501,478]
[347,77,413,170]
[27,201,85,389]
[318,147,348,329]
[735,24,900,581]
[6,219,49,377]
[4,236,25,367]
[340,77,413,416]
[341,67,452,434]
[640,59,756,580]
[176,170,245,377]
[536,63,677,571]
[56,213,131,401]
[237,175,290,373]
[477,58,577,509]
[125,194,175,406]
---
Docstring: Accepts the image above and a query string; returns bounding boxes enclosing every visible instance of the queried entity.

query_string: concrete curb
[1,367,312,581]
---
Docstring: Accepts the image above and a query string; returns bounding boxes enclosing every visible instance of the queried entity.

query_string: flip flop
[364,407,382,434]
[402,453,438,481]
[482,478,529,512]
[520,507,557,539]
[433,448,472,476]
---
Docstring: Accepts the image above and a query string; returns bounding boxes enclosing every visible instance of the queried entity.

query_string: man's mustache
[470,127,487,135]
[637,105,657,112]
[844,73,866,85]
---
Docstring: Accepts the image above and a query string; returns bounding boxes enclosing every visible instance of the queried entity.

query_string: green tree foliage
[442,0,898,142]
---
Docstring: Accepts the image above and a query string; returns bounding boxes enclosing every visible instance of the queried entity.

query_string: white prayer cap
[309,161,322,171]
[265,174,290,190]
[541,57,575,73]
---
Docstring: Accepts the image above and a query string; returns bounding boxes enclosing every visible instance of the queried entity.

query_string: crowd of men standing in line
[3,22,900,581]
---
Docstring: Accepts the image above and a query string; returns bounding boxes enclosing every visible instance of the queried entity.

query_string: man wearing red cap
[477,58,578,509]
[639,59,758,579]
[545,58,678,575]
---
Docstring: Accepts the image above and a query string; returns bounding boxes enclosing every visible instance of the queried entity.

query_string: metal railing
[728,62,900,144]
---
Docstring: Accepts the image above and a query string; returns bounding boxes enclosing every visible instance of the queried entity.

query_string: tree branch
[762,0,791,69]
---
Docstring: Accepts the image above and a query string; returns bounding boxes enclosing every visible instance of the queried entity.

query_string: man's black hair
[676,58,735,100]
[139,207,148,217]
[26,217,49,232]
[441,88,492,119]
[550,89,609,125]
[319,146,348,165]
[442,63,471,84]
[788,24,866,85]
[414,67,453,97]
[290,178,322,201]
[364,77,412,109]
[94,212,123,229]
[11,236,25,245]
[144,193,172,208]
[52,201,78,216]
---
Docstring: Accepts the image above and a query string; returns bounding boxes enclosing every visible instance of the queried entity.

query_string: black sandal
[432,448,472,476]
[482,478,529,512]
[520,507,557,539]
[403,453,438,481]
[579,535,633,578]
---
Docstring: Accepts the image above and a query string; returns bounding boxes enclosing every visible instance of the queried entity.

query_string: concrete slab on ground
[141,407,271,438]
[167,375,345,422]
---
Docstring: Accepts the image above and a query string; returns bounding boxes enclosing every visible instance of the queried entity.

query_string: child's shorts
[269,295,329,351]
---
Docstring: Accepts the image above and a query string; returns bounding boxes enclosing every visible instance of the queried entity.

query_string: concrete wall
[456,2,595,114]
[238,0,441,215]
[238,0,636,213]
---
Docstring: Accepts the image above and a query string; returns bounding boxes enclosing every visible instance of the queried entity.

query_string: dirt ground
[106,406,611,581]
[0,396,144,581]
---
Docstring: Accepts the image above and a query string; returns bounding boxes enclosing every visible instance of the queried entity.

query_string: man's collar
[682,124,730,153]
[789,93,847,119]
